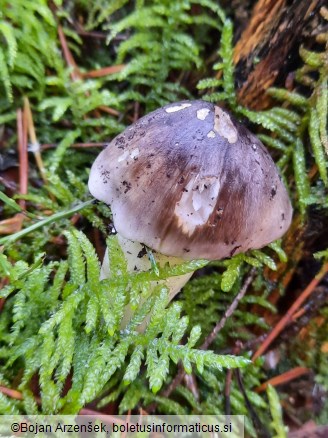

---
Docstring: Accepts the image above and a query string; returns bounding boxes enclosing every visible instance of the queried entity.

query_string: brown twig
[200,268,256,350]
[98,106,120,117]
[252,262,328,361]
[291,307,306,321]
[133,101,140,123]
[0,385,23,401]
[82,65,125,79]
[17,108,28,210]
[183,373,199,401]
[24,97,48,184]
[160,363,185,399]
[58,25,81,81]
[224,369,232,415]
[76,30,107,39]
[6,107,29,237]
[255,367,310,393]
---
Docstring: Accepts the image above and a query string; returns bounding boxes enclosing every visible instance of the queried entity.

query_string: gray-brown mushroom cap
[88,100,293,260]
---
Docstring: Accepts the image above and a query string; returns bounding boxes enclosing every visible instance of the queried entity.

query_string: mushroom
[88,100,292,325]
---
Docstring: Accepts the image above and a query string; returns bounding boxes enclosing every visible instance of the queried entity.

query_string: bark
[233,0,324,109]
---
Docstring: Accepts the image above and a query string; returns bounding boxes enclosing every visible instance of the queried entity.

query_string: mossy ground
[0,1,327,436]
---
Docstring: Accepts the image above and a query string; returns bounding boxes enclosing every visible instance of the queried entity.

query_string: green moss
[0,1,327,435]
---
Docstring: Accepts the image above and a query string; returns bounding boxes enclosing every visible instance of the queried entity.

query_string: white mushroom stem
[101,234,193,331]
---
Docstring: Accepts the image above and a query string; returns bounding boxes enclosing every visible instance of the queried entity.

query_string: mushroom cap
[89,100,292,260]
